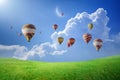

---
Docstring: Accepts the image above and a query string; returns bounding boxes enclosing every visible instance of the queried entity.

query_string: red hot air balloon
[67,38,75,47]
[53,24,58,30]
[69,38,75,46]
[93,39,103,51]
[83,33,92,44]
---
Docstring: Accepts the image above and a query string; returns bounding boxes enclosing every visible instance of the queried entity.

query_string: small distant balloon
[53,24,58,30]
[61,13,64,16]
[93,39,103,51]
[22,24,36,42]
[88,23,93,30]
[83,33,92,44]
[67,38,75,47]
[39,31,42,34]
[57,37,64,44]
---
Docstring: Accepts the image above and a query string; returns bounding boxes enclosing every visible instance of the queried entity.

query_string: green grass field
[0,55,120,80]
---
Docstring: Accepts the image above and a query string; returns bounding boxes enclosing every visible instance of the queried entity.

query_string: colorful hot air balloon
[58,37,64,44]
[22,24,36,42]
[67,38,75,47]
[69,38,75,46]
[88,23,93,30]
[93,39,103,51]
[61,13,64,16]
[83,33,92,44]
[53,24,58,30]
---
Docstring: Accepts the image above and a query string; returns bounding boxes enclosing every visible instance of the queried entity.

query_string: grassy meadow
[0,55,120,80]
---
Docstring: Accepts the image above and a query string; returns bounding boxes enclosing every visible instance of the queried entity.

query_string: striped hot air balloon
[22,24,36,42]
[93,39,103,51]
[82,33,92,44]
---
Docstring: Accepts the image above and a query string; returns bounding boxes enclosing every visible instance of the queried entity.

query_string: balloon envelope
[93,39,103,51]
[88,23,93,30]
[61,13,64,16]
[83,33,92,43]
[58,37,64,44]
[53,24,58,30]
[67,38,75,47]
[22,24,36,42]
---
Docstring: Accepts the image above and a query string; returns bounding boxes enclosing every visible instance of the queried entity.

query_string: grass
[0,55,120,80]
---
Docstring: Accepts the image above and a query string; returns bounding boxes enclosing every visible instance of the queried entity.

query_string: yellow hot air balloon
[88,23,93,30]
[22,24,36,42]
[58,37,64,44]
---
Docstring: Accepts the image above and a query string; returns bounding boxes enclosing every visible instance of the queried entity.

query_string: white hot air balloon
[93,39,103,51]
[22,24,36,42]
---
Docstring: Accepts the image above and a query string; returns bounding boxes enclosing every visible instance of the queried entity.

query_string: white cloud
[0,45,27,58]
[105,39,114,42]
[51,50,67,55]
[0,42,67,60]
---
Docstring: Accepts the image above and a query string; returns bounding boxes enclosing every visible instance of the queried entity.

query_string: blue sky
[0,0,120,62]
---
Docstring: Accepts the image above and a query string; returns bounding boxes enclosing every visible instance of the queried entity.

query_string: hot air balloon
[93,39,103,51]
[67,38,75,47]
[83,33,92,44]
[88,23,93,30]
[53,24,58,30]
[22,24,36,42]
[61,13,64,16]
[58,37,64,44]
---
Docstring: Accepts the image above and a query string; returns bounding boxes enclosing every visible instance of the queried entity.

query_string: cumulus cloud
[0,45,27,58]
[0,8,120,61]
[0,42,67,60]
